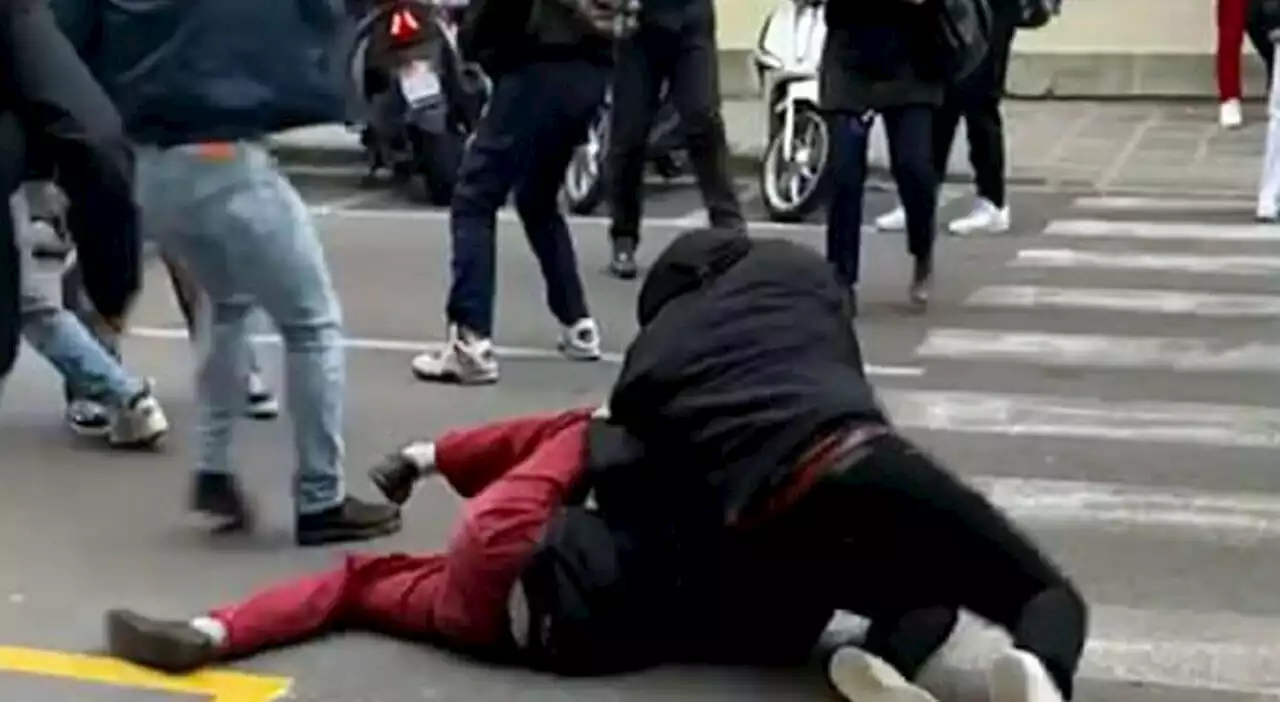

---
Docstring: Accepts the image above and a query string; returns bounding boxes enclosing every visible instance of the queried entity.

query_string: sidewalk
[272,100,1269,195]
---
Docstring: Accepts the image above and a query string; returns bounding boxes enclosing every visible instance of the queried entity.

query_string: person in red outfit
[103,407,602,671]
[1217,0,1274,127]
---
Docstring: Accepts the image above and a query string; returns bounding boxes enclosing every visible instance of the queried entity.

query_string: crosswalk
[879,194,1280,698]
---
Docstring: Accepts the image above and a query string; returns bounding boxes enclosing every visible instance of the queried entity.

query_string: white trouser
[1259,43,1280,215]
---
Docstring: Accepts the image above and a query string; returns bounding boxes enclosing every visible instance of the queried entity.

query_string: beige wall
[713,0,1247,55]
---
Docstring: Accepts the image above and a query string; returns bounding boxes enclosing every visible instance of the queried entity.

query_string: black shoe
[368,452,422,505]
[190,472,253,534]
[607,239,638,280]
[908,258,932,310]
[105,609,217,673]
[296,496,402,547]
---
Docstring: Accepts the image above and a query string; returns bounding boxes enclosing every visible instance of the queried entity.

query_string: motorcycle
[754,0,830,222]
[346,0,489,205]
[561,87,688,216]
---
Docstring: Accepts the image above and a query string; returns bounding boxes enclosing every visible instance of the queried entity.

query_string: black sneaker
[104,609,217,674]
[908,257,933,310]
[296,496,402,547]
[190,472,253,534]
[607,239,638,280]
[368,452,422,505]
[65,398,111,437]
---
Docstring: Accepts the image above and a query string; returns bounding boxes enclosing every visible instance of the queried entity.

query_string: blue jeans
[447,60,606,337]
[135,143,345,514]
[10,192,142,405]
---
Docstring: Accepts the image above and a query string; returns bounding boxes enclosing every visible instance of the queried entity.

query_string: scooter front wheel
[562,111,610,215]
[759,104,831,223]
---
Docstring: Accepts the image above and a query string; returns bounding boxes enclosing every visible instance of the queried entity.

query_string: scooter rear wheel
[759,104,831,223]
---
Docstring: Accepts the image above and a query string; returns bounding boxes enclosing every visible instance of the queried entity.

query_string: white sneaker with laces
[827,647,938,702]
[108,385,170,448]
[948,197,1011,235]
[558,318,602,361]
[411,326,500,385]
[988,649,1066,702]
[874,206,907,232]
[1220,99,1244,129]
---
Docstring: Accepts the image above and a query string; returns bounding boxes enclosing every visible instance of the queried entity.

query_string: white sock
[189,616,227,646]
[400,441,437,474]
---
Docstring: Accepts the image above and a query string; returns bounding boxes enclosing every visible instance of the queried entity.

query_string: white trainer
[558,318,602,361]
[948,197,1011,236]
[1220,99,1244,129]
[411,326,500,385]
[874,206,907,232]
[108,386,170,448]
[988,649,1066,702]
[827,647,939,702]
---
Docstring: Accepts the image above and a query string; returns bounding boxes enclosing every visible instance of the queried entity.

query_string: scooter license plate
[398,60,441,104]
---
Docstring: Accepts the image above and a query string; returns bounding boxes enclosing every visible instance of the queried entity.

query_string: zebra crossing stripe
[1072,196,1256,213]
[880,388,1280,449]
[965,285,1280,318]
[1045,219,1280,241]
[1012,248,1280,276]
[914,329,1280,374]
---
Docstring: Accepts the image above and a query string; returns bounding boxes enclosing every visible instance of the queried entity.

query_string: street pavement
[1,175,1279,701]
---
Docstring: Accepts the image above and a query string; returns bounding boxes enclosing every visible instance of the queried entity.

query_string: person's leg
[815,435,1088,701]
[665,19,745,234]
[1259,42,1280,220]
[1218,0,1247,126]
[824,112,872,294]
[948,23,1014,236]
[412,65,554,385]
[606,31,666,279]
[882,106,939,308]
[514,61,608,361]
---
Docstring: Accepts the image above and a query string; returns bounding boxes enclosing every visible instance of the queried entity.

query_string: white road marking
[310,190,388,214]
[1012,248,1280,276]
[966,285,1280,318]
[975,476,1280,541]
[1072,196,1257,213]
[126,326,926,378]
[915,329,1280,374]
[1045,218,1280,241]
[880,388,1280,449]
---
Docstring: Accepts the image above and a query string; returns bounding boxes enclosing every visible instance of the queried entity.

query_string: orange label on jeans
[194,142,237,161]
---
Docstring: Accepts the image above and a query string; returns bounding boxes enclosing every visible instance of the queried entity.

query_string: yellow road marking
[0,646,292,701]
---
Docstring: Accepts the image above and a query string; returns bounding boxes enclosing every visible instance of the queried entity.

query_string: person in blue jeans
[11,192,169,447]
[53,0,401,546]
[821,0,944,313]
[409,0,614,385]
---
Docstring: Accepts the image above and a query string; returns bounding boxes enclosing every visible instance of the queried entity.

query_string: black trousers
[607,22,744,247]
[932,21,1016,208]
[826,107,937,287]
[784,433,1089,699]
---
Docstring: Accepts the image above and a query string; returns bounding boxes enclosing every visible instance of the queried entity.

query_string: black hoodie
[607,228,885,524]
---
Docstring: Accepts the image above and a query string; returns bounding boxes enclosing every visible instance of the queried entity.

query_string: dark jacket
[460,0,612,77]
[0,0,140,378]
[1250,0,1280,40]
[50,0,346,146]
[642,0,713,33]
[607,228,884,526]
[820,0,945,113]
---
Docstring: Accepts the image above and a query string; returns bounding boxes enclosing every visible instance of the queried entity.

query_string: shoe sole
[411,366,499,386]
[606,266,638,280]
[828,648,939,702]
[244,400,280,420]
[557,343,602,362]
[104,609,213,673]
[108,429,168,450]
[67,422,111,438]
[988,651,1048,702]
[295,514,403,547]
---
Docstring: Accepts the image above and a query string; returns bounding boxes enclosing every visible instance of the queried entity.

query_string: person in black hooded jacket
[602,228,1091,702]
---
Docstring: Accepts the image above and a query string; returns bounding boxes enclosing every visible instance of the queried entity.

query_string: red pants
[1219,0,1248,100]
[209,408,593,656]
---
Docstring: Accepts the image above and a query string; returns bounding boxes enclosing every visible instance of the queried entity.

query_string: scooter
[754,0,830,222]
[561,87,688,216]
[346,0,488,205]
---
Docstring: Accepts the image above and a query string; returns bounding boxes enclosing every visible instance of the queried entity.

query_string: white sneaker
[558,318,602,361]
[411,326,499,385]
[1220,99,1244,129]
[875,206,907,232]
[1257,206,1278,222]
[948,197,1011,236]
[827,647,938,702]
[988,649,1066,702]
[244,372,280,420]
[108,385,170,448]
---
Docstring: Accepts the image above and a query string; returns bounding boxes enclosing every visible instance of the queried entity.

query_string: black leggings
[791,433,1088,699]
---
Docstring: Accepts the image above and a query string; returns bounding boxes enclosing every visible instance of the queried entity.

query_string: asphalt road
[2,174,1278,702]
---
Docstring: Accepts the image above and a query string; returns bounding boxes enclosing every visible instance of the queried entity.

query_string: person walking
[53,0,402,545]
[875,0,1019,237]
[603,0,745,280]
[821,0,946,311]
[1252,0,1280,219]
[1217,0,1273,128]
[410,0,615,385]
